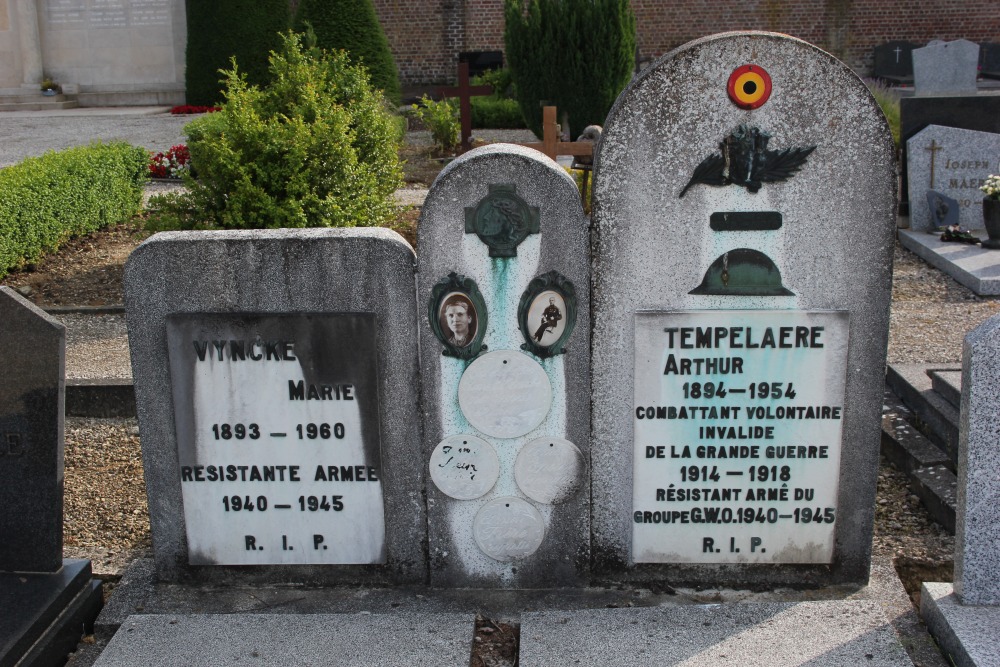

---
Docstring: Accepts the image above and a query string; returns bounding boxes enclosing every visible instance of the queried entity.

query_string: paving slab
[881,386,951,475]
[886,363,960,465]
[929,370,962,409]
[898,230,1000,296]
[921,582,1000,667]
[93,613,474,667]
[519,601,911,666]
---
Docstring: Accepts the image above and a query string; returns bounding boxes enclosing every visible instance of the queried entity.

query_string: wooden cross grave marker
[517,106,594,163]
[437,62,492,151]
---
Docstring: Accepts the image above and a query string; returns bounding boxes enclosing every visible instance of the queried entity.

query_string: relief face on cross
[464,184,540,257]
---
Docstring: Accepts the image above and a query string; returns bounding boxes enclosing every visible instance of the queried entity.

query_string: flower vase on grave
[983,199,1000,249]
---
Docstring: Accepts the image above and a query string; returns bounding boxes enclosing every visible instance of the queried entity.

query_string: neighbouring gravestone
[591,32,896,587]
[955,315,1000,605]
[0,288,64,573]
[907,125,1000,231]
[918,316,1000,667]
[124,229,424,585]
[417,144,590,587]
[913,40,980,97]
[873,41,916,85]
[0,287,103,666]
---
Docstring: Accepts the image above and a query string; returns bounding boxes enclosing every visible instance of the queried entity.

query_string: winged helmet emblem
[679,124,816,197]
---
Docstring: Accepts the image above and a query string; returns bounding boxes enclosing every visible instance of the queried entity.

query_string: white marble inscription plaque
[166,313,386,566]
[473,497,546,561]
[458,350,552,438]
[514,437,585,504]
[632,310,849,564]
[429,434,500,500]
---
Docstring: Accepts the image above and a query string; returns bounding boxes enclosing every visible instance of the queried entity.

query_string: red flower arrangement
[149,144,191,179]
[170,105,221,114]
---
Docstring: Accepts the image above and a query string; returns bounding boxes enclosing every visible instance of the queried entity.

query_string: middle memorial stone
[591,31,897,588]
[417,144,591,587]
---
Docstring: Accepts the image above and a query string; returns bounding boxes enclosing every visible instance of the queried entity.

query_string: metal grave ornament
[429,434,500,500]
[690,248,794,297]
[473,496,546,561]
[428,272,489,360]
[679,125,816,197]
[464,184,540,257]
[727,64,772,109]
[514,437,586,504]
[458,350,552,439]
[517,270,578,358]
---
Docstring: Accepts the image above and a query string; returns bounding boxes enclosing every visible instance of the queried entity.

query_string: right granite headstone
[591,31,896,588]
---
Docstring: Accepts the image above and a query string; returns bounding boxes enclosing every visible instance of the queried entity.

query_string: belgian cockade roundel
[727,64,772,109]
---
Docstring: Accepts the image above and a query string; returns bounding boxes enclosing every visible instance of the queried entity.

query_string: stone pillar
[17,0,43,86]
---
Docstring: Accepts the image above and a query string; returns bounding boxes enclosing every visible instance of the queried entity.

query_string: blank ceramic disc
[458,350,552,438]
[472,496,546,561]
[429,434,500,500]
[514,437,585,504]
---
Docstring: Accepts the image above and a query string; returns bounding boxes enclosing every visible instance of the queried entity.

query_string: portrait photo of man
[440,294,477,348]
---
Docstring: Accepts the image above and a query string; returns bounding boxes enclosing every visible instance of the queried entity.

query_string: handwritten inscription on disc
[429,434,500,500]
[514,437,585,504]
[473,497,546,561]
[458,350,552,438]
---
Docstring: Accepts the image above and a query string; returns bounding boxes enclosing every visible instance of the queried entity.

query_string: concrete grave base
[921,582,1000,667]
[898,230,1000,296]
[93,613,476,667]
[519,601,911,666]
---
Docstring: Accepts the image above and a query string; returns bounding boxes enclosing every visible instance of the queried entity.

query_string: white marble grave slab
[429,434,500,500]
[632,310,849,564]
[166,313,386,566]
[458,350,552,439]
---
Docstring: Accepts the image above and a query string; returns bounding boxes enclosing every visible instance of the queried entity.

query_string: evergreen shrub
[469,69,526,129]
[293,0,401,105]
[0,142,147,278]
[148,31,402,231]
[185,0,290,106]
[411,95,460,152]
[504,0,636,138]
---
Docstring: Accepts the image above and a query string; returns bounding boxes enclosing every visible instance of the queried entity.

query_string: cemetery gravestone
[0,287,103,666]
[912,40,980,97]
[592,32,896,587]
[906,125,1000,232]
[918,315,1000,667]
[124,229,424,585]
[955,315,1000,605]
[0,288,65,573]
[873,41,916,85]
[417,144,591,587]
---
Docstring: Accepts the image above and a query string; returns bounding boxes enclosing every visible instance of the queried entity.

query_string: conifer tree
[293,0,402,105]
[504,0,635,138]
[185,0,290,106]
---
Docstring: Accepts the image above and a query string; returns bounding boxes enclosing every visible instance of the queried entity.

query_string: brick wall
[372,0,1000,85]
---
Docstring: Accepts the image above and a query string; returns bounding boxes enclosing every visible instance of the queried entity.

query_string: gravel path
[0,109,190,168]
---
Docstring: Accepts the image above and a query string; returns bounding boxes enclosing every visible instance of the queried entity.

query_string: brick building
[372,0,1000,85]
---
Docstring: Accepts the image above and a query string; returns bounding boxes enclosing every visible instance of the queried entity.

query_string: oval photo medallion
[429,434,500,500]
[514,437,585,504]
[525,290,567,349]
[473,496,546,561]
[458,350,552,438]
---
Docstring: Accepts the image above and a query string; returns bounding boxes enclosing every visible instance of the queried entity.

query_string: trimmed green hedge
[0,142,147,279]
[185,0,291,106]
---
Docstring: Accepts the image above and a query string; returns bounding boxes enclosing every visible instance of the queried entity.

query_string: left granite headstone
[124,229,425,585]
[0,287,103,666]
